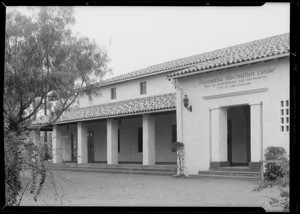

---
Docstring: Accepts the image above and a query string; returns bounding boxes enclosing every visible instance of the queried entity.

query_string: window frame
[140,81,147,95]
[111,87,116,100]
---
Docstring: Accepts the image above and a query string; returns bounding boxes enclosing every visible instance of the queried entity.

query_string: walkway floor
[19,170,283,211]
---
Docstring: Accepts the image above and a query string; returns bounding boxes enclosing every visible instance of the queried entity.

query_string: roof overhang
[167,53,290,80]
[30,93,176,128]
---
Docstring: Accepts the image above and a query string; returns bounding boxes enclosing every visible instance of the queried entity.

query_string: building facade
[32,33,290,175]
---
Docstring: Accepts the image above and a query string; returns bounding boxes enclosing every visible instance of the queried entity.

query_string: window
[138,127,143,153]
[111,88,116,99]
[118,130,120,153]
[171,125,177,152]
[280,100,289,132]
[140,81,147,94]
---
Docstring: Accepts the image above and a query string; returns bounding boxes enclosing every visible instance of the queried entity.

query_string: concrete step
[189,174,261,181]
[198,170,261,177]
[44,163,177,173]
[44,166,175,176]
[210,166,252,171]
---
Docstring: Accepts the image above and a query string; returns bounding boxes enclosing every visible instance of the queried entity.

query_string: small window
[171,125,177,152]
[111,88,116,99]
[280,99,290,132]
[140,82,147,95]
[138,127,143,153]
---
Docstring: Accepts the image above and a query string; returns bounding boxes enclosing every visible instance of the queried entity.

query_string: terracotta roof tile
[32,93,176,126]
[168,33,289,78]
[91,34,289,86]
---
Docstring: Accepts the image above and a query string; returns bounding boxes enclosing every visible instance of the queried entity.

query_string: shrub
[264,146,287,181]
[171,141,184,151]
[254,146,289,211]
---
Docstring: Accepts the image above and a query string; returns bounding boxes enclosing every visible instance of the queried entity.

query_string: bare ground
[18,169,283,211]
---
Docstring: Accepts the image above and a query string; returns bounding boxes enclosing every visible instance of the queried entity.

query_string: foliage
[172,142,186,178]
[4,6,111,132]
[5,131,25,205]
[4,6,110,206]
[264,146,287,181]
[253,147,289,211]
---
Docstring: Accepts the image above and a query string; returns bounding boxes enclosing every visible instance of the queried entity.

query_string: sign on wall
[199,67,276,90]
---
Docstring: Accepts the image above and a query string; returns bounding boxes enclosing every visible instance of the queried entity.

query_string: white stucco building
[32,33,290,175]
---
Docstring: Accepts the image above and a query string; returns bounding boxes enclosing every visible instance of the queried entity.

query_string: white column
[77,122,88,164]
[143,114,155,165]
[176,89,183,142]
[52,125,62,163]
[211,107,228,162]
[250,102,263,162]
[33,129,41,147]
[107,119,118,164]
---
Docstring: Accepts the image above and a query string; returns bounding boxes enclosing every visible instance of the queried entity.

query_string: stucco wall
[177,57,290,174]
[78,72,175,108]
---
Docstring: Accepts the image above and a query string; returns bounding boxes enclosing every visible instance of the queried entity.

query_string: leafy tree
[4,6,110,205]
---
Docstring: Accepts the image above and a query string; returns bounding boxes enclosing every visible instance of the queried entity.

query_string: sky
[7,3,290,79]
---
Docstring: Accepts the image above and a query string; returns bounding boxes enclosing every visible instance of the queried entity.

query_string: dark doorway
[227,105,250,166]
[71,133,77,162]
[87,131,94,162]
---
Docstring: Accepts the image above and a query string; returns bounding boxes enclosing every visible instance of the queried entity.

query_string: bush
[264,146,287,181]
[171,141,184,151]
[254,146,289,211]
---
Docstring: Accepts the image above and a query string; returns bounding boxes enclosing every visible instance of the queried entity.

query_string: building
[32,33,290,175]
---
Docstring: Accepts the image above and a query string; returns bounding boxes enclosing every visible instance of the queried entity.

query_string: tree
[4,6,110,205]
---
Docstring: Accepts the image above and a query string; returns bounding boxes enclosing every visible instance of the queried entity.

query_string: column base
[249,162,262,172]
[210,161,230,169]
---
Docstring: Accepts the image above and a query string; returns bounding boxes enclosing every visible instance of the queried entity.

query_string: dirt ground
[18,169,283,211]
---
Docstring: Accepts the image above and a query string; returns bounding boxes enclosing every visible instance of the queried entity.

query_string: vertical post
[176,89,183,143]
[107,119,118,164]
[142,114,155,165]
[176,89,183,173]
[250,102,263,167]
[211,107,228,164]
[52,125,62,163]
[77,122,88,164]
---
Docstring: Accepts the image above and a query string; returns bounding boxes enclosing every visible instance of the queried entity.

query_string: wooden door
[87,131,94,162]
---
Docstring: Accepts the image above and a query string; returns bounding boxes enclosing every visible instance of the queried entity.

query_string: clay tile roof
[167,33,290,78]
[91,33,289,87]
[32,93,176,126]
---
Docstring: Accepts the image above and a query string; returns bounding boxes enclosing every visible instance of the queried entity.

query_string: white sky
[7,3,290,79]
